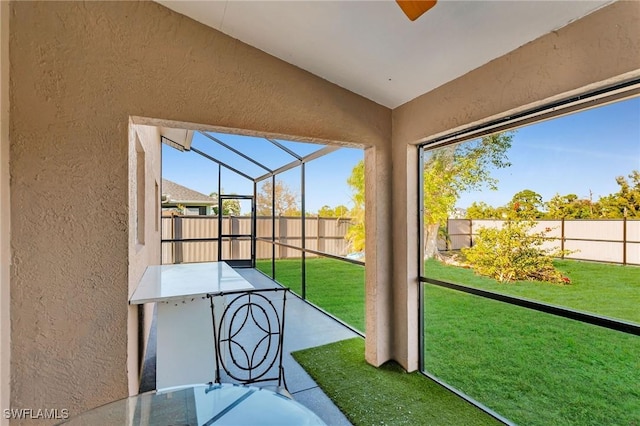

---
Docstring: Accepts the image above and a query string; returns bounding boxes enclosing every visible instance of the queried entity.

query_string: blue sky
[162,134,363,213]
[456,96,640,209]
[162,96,639,213]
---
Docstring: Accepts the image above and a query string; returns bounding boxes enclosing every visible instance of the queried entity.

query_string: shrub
[461,220,571,284]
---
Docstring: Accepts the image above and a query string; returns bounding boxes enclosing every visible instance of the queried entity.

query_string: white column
[390,143,419,372]
[364,146,394,367]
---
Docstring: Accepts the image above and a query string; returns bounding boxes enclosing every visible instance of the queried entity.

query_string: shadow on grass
[292,338,503,426]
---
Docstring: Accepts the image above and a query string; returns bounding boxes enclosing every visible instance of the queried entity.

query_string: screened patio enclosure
[7,1,639,421]
[160,130,361,273]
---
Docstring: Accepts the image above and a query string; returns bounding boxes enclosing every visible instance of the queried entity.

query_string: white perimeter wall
[447,219,640,265]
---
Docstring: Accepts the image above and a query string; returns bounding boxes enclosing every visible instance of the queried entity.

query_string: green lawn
[293,338,502,426]
[256,257,365,332]
[257,257,303,295]
[424,258,640,324]
[261,257,639,425]
[424,285,640,426]
[423,259,640,425]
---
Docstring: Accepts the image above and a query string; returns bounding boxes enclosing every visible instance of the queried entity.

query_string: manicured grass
[424,259,640,424]
[257,258,303,295]
[425,258,640,324]
[292,338,502,426]
[264,257,639,425]
[424,285,640,426]
[256,257,365,332]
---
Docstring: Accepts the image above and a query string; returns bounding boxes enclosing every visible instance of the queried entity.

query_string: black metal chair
[206,287,291,396]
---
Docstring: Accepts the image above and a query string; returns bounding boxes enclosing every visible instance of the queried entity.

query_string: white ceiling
[157,0,613,109]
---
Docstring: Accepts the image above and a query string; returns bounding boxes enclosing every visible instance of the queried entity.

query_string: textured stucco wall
[389,0,640,371]
[9,1,390,421]
[393,1,640,144]
[1,1,10,424]
[127,124,162,396]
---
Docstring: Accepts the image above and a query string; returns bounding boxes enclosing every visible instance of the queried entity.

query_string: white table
[130,262,254,390]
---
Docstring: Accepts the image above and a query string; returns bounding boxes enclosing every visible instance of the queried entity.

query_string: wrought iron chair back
[206,287,290,391]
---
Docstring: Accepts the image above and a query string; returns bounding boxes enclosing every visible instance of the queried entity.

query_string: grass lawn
[257,257,302,295]
[424,258,640,324]
[425,259,640,425]
[262,257,639,425]
[424,284,640,426]
[256,257,365,332]
[293,338,502,426]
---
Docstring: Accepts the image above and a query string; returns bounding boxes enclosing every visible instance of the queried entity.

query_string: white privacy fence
[162,216,639,266]
[162,215,352,264]
[445,218,640,265]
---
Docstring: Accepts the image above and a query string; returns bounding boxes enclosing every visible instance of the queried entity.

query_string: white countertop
[130,262,254,304]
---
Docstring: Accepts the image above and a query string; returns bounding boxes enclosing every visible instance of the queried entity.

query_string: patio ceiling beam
[300,145,340,163]
[200,132,273,173]
[255,158,302,183]
[161,136,186,152]
[190,147,255,182]
[254,145,340,183]
[265,138,303,161]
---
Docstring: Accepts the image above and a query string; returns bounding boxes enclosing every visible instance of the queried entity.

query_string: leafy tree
[466,201,501,219]
[318,204,350,218]
[464,170,639,221]
[209,192,241,216]
[423,132,513,258]
[345,134,512,255]
[462,220,571,284]
[598,170,640,218]
[345,160,365,252]
[317,205,333,216]
[334,205,349,217]
[256,179,300,216]
[545,193,597,219]
[509,189,544,219]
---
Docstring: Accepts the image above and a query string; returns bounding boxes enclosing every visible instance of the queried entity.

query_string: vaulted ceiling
[157,0,613,108]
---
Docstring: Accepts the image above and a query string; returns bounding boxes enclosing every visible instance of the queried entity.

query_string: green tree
[256,179,300,216]
[346,160,365,252]
[462,220,571,284]
[318,204,349,218]
[598,170,640,218]
[333,205,349,217]
[209,192,241,216]
[317,205,333,216]
[545,193,597,219]
[423,132,513,259]
[509,189,544,219]
[466,201,500,219]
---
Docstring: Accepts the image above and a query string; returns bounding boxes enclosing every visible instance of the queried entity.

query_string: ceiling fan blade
[396,0,437,21]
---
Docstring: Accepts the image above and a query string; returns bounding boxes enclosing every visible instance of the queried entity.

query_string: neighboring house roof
[162,179,216,205]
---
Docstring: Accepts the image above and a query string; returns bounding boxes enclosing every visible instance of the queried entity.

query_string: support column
[364,145,393,366]
[390,141,420,372]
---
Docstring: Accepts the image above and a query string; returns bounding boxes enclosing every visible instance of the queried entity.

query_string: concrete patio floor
[139,267,360,425]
